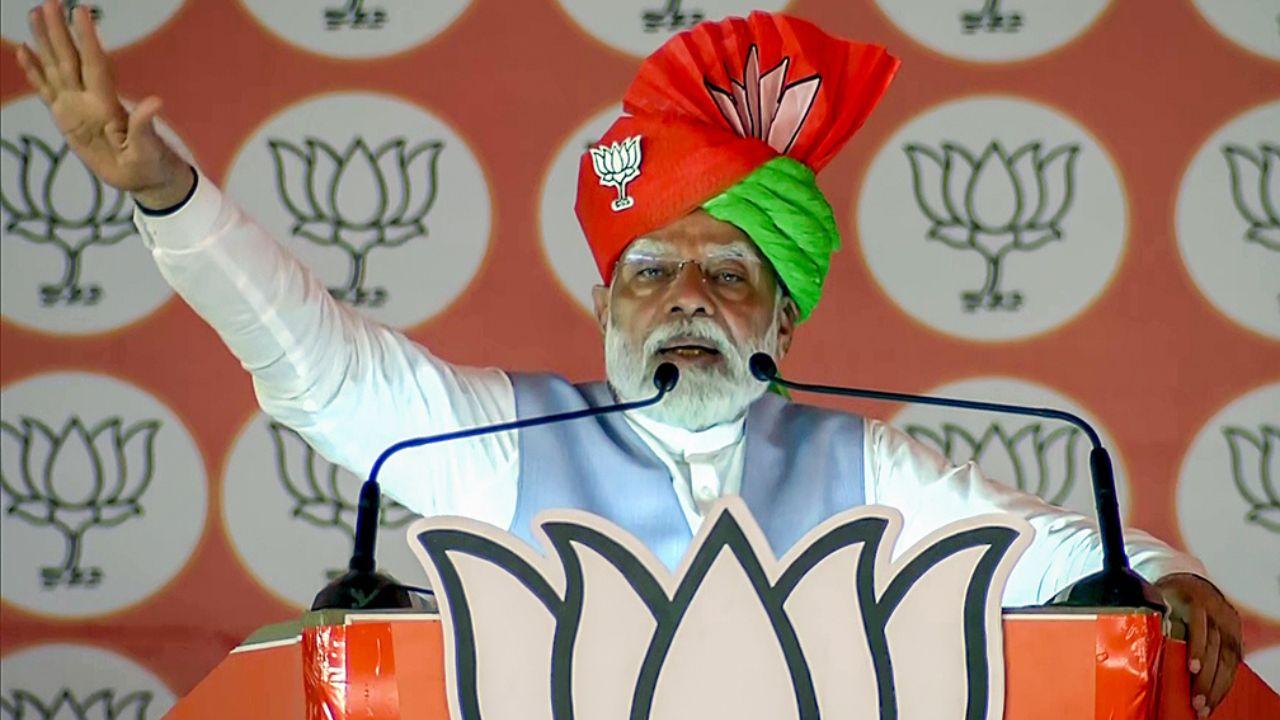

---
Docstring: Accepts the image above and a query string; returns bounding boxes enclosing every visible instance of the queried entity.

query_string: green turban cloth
[700,156,840,322]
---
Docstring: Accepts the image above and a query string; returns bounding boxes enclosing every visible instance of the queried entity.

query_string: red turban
[575,11,900,288]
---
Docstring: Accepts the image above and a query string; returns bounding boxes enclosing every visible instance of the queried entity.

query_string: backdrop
[1,0,1278,713]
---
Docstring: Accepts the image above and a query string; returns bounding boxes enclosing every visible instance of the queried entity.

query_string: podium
[166,606,1278,719]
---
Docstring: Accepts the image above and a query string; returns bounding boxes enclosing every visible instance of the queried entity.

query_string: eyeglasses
[614,253,765,299]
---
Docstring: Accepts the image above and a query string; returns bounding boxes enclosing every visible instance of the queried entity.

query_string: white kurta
[131,168,1205,606]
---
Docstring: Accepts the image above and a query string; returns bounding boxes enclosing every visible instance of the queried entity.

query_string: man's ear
[775,295,799,360]
[591,284,611,335]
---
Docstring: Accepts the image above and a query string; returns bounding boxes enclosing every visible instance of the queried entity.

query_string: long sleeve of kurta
[132,167,520,526]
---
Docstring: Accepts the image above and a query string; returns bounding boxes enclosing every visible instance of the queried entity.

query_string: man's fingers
[70,4,112,93]
[27,6,62,92]
[1187,604,1208,673]
[41,0,84,91]
[15,45,54,102]
[1192,626,1221,715]
[1207,643,1238,710]
[125,96,164,147]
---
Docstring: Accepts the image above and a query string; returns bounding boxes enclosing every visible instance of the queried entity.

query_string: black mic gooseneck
[312,363,681,610]
[748,353,1163,611]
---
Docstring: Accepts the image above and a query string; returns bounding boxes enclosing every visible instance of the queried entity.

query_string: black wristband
[136,165,199,217]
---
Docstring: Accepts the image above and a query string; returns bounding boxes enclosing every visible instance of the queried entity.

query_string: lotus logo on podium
[412,498,1031,719]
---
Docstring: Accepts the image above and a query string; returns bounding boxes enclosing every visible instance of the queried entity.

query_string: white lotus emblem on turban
[590,135,643,212]
[411,498,1031,720]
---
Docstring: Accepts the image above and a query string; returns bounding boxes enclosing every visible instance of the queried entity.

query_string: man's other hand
[1157,573,1242,717]
[13,0,191,208]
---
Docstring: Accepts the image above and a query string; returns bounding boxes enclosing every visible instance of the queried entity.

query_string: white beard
[604,309,782,431]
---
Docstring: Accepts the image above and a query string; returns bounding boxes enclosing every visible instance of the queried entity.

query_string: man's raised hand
[13,0,192,208]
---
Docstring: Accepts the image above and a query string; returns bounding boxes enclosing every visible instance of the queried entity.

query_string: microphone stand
[749,353,1164,611]
[311,363,681,610]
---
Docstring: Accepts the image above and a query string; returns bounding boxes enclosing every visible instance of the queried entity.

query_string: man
[13,1,1240,714]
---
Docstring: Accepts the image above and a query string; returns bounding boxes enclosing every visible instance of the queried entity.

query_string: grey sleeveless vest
[509,373,866,569]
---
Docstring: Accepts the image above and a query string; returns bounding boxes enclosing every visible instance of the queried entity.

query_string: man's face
[592,210,797,430]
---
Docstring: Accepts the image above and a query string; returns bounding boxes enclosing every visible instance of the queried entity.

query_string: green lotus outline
[0,135,136,306]
[642,0,704,33]
[0,416,159,589]
[1222,143,1280,252]
[324,0,387,30]
[0,688,152,720]
[267,421,414,576]
[960,0,1023,34]
[1223,424,1280,533]
[267,136,443,307]
[905,420,1081,507]
[905,139,1080,312]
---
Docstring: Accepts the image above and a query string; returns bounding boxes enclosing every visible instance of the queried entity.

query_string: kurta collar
[624,407,746,457]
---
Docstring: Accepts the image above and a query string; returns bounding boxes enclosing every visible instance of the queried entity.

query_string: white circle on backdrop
[538,104,621,315]
[871,0,1110,63]
[238,0,470,58]
[1248,644,1280,695]
[1,95,197,335]
[554,0,791,57]
[1189,0,1280,61]
[223,92,490,330]
[1176,382,1280,621]
[857,95,1127,341]
[0,372,206,619]
[222,412,432,609]
[890,376,1130,519]
[0,643,174,719]
[1,0,187,52]
[1175,100,1280,340]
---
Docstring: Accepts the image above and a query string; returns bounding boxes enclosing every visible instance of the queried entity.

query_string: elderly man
[14,1,1240,714]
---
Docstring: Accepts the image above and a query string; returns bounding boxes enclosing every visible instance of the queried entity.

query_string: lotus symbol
[413,499,1030,720]
[590,135,642,212]
[960,0,1023,34]
[641,0,704,33]
[268,422,414,576]
[324,0,387,30]
[906,421,1081,507]
[1222,143,1280,252]
[268,136,443,307]
[0,136,137,306]
[0,688,153,720]
[905,140,1080,311]
[706,45,820,156]
[0,417,158,589]
[1224,424,1280,533]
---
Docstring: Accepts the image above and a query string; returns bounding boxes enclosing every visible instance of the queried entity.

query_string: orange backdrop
[1,0,1277,707]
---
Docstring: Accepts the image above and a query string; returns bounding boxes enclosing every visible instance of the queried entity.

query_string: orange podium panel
[167,608,1279,719]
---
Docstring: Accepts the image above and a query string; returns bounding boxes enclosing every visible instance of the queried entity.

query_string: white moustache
[642,318,734,357]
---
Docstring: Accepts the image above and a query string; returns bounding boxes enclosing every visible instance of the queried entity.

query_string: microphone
[749,353,1163,611]
[312,363,680,610]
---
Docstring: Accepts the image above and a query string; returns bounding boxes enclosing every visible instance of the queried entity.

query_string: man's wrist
[134,163,198,216]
